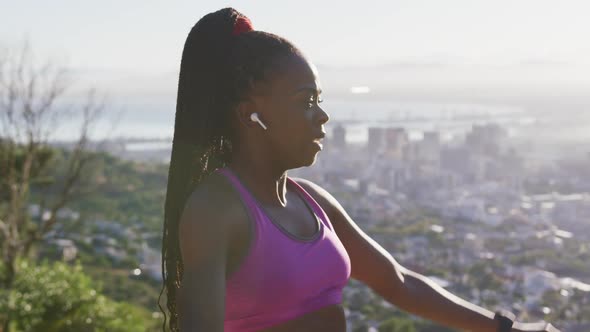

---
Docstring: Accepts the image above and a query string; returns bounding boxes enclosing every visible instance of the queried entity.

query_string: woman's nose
[316,106,329,124]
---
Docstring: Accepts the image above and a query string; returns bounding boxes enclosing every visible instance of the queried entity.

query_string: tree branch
[0,40,107,273]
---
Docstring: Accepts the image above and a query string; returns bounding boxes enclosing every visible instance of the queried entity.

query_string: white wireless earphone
[250,113,268,130]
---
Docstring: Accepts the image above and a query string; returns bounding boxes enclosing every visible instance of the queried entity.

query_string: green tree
[0,43,104,280]
[0,260,159,332]
[378,317,417,332]
[0,42,107,330]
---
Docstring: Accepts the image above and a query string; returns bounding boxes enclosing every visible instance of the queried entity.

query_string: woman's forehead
[272,55,322,95]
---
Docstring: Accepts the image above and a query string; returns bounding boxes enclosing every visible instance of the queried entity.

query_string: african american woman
[159,8,561,332]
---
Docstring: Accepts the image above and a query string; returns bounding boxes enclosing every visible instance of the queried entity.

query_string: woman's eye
[305,96,323,108]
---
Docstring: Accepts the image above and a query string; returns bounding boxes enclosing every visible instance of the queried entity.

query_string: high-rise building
[465,123,507,156]
[417,131,441,164]
[423,131,440,145]
[367,127,384,153]
[332,124,346,149]
[384,127,408,159]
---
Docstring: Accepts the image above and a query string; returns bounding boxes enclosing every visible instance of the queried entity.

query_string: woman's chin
[304,150,321,167]
[290,143,323,168]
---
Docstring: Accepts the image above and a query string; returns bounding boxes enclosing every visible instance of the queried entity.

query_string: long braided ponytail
[159,8,300,331]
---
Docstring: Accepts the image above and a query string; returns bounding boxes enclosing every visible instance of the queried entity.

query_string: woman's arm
[176,185,232,332]
[294,178,558,332]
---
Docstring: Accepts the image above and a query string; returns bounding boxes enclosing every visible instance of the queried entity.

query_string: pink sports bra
[216,167,351,332]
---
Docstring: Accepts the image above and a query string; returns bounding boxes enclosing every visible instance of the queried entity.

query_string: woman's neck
[226,161,289,208]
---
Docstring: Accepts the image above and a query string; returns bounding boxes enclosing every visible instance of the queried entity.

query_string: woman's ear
[236,99,267,130]
[235,99,259,129]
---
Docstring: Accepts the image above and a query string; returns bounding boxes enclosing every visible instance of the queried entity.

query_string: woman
[160,7,560,332]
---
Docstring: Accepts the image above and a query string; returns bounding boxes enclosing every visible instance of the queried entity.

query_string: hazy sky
[2,0,590,112]
[3,0,590,71]
[3,1,590,142]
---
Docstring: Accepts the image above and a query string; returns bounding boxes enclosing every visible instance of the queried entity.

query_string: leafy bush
[0,260,160,332]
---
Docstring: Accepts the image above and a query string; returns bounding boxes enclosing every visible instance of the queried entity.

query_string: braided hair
[159,8,301,331]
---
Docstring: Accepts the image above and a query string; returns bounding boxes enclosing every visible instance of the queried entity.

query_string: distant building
[415,131,441,164]
[441,147,474,178]
[465,123,508,156]
[523,269,560,304]
[423,131,440,146]
[46,239,78,262]
[138,243,163,281]
[367,127,384,153]
[332,124,346,149]
[384,127,408,159]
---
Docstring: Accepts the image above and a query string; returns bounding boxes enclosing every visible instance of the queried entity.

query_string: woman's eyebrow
[291,86,322,96]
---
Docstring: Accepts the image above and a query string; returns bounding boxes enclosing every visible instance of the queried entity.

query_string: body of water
[58,99,525,141]
[54,98,590,146]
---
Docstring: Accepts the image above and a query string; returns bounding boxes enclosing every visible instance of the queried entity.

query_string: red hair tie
[232,16,254,36]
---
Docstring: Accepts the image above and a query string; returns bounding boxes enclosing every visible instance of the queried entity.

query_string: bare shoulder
[181,172,235,227]
[178,172,242,270]
[291,177,344,223]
